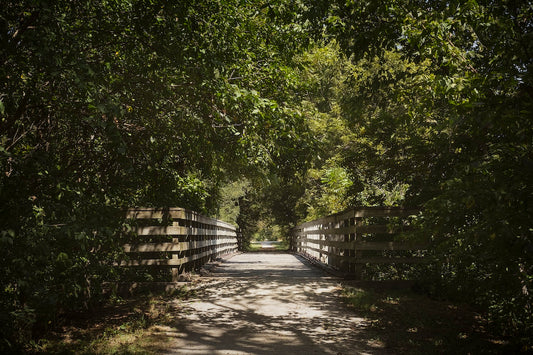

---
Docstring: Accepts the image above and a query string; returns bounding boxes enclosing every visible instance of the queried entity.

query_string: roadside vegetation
[341,282,522,354]
[1,0,531,351]
[28,287,194,354]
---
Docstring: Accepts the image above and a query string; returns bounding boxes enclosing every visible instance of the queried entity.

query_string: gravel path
[157,253,387,355]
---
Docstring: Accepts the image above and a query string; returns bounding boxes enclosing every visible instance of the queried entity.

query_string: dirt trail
[156,253,387,355]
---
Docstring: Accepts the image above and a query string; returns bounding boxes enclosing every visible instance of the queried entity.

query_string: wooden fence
[291,207,427,279]
[120,208,239,281]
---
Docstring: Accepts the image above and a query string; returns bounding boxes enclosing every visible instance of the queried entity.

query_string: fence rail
[291,207,427,279]
[121,207,239,281]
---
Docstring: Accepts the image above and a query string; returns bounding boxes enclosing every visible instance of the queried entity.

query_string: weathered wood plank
[124,242,177,252]
[301,224,413,236]
[134,226,237,237]
[184,228,237,237]
[126,208,236,230]
[299,245,338,257]
[125,208,186,220]
[296,207,418,230]
[297,209,355,229]
[301,225,357,236]
[120,245,238,267]
[296,239,427,252]
[135,225,187,236]
[181,211,236,230]
[295,238,351,249]
[123,238,238,252]
[120,258,183,267]
[295,238,326,247]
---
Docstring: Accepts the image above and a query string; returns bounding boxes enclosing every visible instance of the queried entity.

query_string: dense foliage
[303,0,532,344]
[0,0,313,350]
[1,0,531,350]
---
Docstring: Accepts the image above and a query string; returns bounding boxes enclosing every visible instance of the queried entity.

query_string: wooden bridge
[96,207,498,354]
[119,206,427,281]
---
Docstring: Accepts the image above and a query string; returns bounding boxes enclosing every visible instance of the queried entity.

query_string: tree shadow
[143,253,389,354]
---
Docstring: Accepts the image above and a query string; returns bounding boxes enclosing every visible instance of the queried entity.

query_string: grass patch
[246,240,290,252]
[342,287,379,312]
[32,287,194,354]
[274,240,289,251]
[246,242,262,251]
[340,281,518,354]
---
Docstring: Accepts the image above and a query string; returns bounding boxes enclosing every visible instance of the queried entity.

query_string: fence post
[289,228,294,252]
[347,216,355,276]
[172,219,181,282]
[353,217,363,280]
[237,228,243,251]
[339,215,349,274]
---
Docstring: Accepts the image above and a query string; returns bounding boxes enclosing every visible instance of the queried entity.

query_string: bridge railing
[120,207,238,281]
[291,207,427,279]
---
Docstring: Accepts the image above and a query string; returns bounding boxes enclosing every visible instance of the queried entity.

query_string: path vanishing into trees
[153,252,386,355]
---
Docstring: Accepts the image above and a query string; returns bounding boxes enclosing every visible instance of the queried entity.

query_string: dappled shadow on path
[150,253,388,355]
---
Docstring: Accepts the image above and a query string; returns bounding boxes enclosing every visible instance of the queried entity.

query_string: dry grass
[34,287,193,354]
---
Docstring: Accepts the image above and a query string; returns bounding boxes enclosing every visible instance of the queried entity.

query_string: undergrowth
[340,283,523,354]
